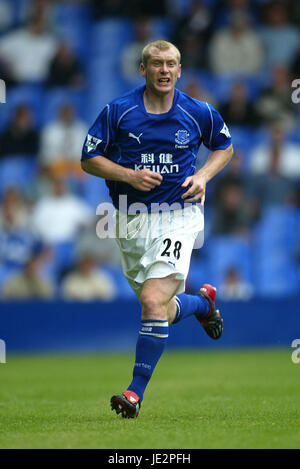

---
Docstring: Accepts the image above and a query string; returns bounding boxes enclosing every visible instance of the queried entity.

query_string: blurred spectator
[0,0,13,32]
[0,105,39,159]
[250,125,300,179]
[92,0,127,17]
[219,81,260,128]
[260,1,299,69]
[215,150,245,196]
[0,187,37,270]
[23,0,53,26]
[183,78,217,107]
[46,42,85,89]
[121,17,152,84]
[128,0,166,16]
[1,251,54,300]
[31,175,92,244]
[173,0,213,69]
[0,56,16,88]
[247,134,298,207]
[177,34,206,70]
[77,220,122,266]
[174,0,212,39]
[0,187,30,229]
[213,182,251,235]
[295,226,300,263]
[0,10,57,83]
[209,11,264,75]
[61,252,117,302]
[255,65,298,131]
[39,103,87,178]
[92,0,166,18]
[214,150,259,224]
[212,0,259,29]
[219,266,253,301]
[291,47,300,80]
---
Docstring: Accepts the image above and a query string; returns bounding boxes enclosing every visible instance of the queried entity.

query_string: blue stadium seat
[41,87,87,124]
[51,3,92,59]
[0,265,20,289]
[100,263,136,299]
[151,17,173,39]
[11,0,30,26]
[254,205,299,251]
[286,129,300,145]
[212,73,269,104]
[252,205,300,296]
[0,84,45,130]
[81,174,111,208]
[92,19,134,55]
[0,155,37,196]
[254,260,298,297]
[205,235,253,288]
[50,241,76,274]
[86,19,136,116]
[228,127,260,172]
[187,255,212,294]
[174,69,215,98]
[86,58,127,121]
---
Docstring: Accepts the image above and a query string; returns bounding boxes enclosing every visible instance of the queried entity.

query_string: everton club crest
[175,129,190,145]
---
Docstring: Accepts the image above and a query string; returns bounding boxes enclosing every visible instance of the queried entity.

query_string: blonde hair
[142,40,181,66]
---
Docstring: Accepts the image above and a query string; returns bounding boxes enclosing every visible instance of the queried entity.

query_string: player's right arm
[81,104,162,192]
[81,155,162,192]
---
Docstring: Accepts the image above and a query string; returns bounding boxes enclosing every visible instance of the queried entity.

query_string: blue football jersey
[81,85,232,212]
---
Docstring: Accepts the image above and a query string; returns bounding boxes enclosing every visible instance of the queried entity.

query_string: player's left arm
[181,143,234,203]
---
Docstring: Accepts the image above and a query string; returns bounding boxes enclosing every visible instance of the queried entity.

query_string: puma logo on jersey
[129,132,143,144]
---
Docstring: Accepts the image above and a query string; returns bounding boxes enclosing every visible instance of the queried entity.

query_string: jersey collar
[138,85,179,119]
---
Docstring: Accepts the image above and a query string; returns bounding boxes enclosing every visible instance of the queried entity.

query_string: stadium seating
[41,87,87,125]
[99,263,136,299]
[0,84,45,131]
[51,3,92,60]
[80,174,111,209]
[0,3,299,300]
[204,235,253,287]
[252,205,299,296]
[0,155,37,196]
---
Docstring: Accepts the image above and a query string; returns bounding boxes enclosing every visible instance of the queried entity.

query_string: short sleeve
[202,103,232,151]
[81,104,117,160]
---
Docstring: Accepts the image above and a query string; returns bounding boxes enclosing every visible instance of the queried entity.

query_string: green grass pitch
[0,348,299,449]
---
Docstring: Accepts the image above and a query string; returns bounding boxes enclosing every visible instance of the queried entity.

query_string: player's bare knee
[140,297,163,315]
[140,294,167,320]
[142,309,168,320]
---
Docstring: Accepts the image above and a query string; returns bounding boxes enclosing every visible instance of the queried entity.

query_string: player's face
[140,47,181,96]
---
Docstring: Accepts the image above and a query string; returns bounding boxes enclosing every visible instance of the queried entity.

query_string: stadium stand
[0,0,299,300]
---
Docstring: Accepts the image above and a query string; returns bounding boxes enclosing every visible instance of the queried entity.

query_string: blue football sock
[127,319,169,402]
[172,292,210,323]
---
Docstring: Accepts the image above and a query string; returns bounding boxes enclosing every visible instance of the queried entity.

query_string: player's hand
[181,174,206,204]
[129,169,163,192]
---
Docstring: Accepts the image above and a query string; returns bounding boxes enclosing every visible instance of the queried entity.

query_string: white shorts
[114,205,204,299]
